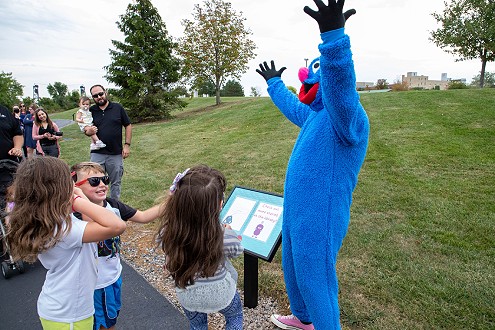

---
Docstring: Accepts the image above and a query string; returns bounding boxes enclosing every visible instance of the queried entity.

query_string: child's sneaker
[270,314,314,330]
[90,143,99,151]
[95,140,106,148]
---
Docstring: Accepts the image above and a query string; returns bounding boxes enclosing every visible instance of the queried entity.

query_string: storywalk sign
[220,186,283,307]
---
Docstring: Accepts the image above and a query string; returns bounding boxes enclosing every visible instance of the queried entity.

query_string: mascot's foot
[270,314,314,330]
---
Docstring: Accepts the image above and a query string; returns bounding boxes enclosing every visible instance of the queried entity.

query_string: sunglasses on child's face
[75,176,110,187]
[92,91,105,99]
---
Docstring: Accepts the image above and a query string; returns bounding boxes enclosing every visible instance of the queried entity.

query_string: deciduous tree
[376,79,388,90]
[470,71,495,87]
[178,0,256,105]
[287,86,298,95]
[0,72,23,108]
[68,90,81,108]
[391,79,409,92]
[47,82,69,109]
[105,0,184,122]
[250,86,261,97]
[430,0,495,88]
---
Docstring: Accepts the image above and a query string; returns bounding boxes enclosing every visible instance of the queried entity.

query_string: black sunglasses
[75,175,110,187]
[92,91,105,99]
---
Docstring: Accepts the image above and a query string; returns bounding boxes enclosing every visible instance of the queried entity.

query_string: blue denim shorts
[93,276,122,330]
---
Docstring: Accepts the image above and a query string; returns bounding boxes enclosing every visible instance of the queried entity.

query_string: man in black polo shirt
[84,85,132,200]
[0,104,24,162]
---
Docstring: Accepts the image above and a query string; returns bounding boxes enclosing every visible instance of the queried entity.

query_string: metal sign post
[243,253,259,308]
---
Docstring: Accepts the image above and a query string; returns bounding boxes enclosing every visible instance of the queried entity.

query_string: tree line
[1,0,494,120]
[1,0,255,120]
[0,74,82,112]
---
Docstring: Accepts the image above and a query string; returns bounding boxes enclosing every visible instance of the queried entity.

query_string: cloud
[0,0,492,99]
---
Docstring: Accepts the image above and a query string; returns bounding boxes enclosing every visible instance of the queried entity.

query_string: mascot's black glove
[303,0,356,33]
[256,61,287,82]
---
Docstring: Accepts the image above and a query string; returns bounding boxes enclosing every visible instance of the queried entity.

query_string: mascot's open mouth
[299,82,319,105]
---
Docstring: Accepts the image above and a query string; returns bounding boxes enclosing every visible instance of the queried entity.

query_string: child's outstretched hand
[223,224,243,241]
[303,0,356,33]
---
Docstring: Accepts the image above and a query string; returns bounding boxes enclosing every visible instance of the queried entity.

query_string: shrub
[448,81,468,89]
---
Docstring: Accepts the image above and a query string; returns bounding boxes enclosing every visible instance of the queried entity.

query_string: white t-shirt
[37,216,98,323]
[77,108,93,126]
[72,198,135,290]
[94,201,126,289]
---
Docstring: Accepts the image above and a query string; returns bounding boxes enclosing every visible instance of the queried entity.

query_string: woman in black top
[32,108,62,157]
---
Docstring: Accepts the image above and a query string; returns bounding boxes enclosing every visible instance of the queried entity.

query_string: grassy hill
[55,89,494,329]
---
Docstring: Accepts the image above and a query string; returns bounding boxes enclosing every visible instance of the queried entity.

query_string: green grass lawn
[55,90,494,329]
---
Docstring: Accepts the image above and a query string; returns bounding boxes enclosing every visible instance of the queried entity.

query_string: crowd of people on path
[1,84,142,330]
[1,83,132,198]
[1,102,63,160]
[1,1,369,329]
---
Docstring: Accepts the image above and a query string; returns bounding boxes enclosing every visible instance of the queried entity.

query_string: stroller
[0,159,25,279]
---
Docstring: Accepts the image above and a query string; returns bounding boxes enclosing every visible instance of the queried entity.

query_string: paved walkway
[54,119,73,129]
[0,260,188,329]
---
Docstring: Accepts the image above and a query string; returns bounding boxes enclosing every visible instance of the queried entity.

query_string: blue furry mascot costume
[257,1,369,329]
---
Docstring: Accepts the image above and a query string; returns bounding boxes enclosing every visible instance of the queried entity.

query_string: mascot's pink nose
[298,67,309,83]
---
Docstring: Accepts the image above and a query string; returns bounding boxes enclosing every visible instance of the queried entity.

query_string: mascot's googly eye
[311,61,320,74]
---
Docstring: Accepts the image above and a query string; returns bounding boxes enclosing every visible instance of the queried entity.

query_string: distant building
[402,72,466,90]
[356,81,375,89]
[402,72,450,90]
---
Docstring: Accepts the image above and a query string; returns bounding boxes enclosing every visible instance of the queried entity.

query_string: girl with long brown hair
[156,165,244,329]
[7,157,126,329]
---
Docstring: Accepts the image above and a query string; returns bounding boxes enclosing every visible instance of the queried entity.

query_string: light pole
[33,84,39,101]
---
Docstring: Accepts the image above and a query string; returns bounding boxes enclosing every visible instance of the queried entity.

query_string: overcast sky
[1,0,492,99]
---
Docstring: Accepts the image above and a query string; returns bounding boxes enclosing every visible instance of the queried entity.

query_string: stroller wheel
[16,260,25,274]
[1,261,13,279]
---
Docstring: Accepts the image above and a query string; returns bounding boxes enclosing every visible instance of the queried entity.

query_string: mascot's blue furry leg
[281,231,310,321]
[282,226,343,329]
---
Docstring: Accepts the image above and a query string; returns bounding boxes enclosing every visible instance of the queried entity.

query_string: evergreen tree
[179,0,256,105]
[221,80,244,97]
[105,0,185,122]
[196,79,216,97]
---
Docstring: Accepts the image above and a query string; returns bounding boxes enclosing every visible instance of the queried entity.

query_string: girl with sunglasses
[7,157,126,330]
[70,161,161,330]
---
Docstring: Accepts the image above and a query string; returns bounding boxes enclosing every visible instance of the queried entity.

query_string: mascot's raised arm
[257,1,370,329]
